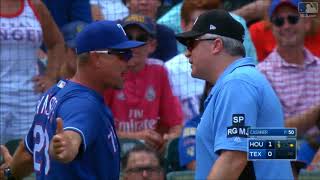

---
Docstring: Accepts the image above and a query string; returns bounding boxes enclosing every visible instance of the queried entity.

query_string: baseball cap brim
[109,40,145,50]
[176,30,204,46]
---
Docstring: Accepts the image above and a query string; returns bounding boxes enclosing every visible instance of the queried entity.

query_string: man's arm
[49,118,82,163]
[232,0,271,22]
[286,105,320,137]
[0,142,33,180]
[31,0,65,91]
[208,150,247,180]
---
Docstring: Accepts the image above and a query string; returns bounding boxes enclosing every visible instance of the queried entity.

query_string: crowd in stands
[1,0,320,179]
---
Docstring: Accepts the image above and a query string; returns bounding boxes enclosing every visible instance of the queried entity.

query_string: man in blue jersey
[0,20,145,180]
[176,10,293,179]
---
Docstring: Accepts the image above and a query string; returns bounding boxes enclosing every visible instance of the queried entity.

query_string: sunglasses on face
[92,50,133,61]
[127,34,150,42]
[125,166,162,174]
[271,15,300,27]
[186,38,217,52]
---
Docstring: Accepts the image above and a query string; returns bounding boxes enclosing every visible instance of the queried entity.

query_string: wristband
[4,167,15,180]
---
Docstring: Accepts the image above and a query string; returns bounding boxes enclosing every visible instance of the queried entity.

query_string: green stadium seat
[164,137,183,173]
[166,170,195,180]
[24,173,36,180]
[299,169,320,180]
[5,139,22,156]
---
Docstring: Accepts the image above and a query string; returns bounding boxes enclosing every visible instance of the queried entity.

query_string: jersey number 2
[34,125,50,175]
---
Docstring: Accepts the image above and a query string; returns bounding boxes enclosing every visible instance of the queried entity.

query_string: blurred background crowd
[0,0,320,179]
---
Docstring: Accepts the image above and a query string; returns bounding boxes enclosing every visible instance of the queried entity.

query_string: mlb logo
[298,2,318,17]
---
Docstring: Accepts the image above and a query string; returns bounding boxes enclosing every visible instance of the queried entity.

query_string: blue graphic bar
[248,128,296,137]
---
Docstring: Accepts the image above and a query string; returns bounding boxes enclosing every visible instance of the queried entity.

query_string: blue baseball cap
[61,21,87,49]
[269,0,300,18]
[122,14,157,36]
[75,20,146,54]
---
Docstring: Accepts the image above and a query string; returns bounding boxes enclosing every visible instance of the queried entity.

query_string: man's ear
[211,38,223,55]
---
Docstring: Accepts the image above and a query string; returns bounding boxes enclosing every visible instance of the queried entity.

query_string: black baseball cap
[176,9,245,45]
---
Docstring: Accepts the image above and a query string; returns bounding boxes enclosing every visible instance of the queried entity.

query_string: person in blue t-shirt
[178,81,212,170]
[0,21,145,180]
[43,0,92,28]
[176,10,293,180]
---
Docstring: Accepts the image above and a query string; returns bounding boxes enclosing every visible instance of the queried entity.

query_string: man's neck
[70,70,104,95]
[209,55,242,84]
[277,46,305,65]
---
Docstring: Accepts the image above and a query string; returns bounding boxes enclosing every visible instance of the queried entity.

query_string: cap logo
[76,24,84,33]
[117,24,127,36]
[126,15,145,23]
[209,25,216,30]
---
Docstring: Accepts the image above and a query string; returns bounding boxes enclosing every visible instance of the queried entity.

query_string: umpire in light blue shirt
[176,9,293,180]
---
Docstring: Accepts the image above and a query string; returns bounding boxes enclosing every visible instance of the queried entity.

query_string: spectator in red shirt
[249,0,320,61]
[104,14,183,151]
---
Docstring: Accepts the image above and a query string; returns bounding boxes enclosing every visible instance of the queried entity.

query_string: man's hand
[0,145,13,180]
[136,129,164,151]
[49,118,81,163]
[32,75,56,93]
[163,125,182,141]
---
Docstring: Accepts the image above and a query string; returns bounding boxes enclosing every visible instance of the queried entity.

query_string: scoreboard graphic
[248,128,297,160]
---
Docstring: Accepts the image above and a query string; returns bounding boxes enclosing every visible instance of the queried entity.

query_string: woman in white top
[0,0,64,144]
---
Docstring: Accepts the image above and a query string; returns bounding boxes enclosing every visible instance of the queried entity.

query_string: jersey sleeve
[213,79,259,154]
[57,97,101,153]
[24,121,36,155]
[159,66,183,127]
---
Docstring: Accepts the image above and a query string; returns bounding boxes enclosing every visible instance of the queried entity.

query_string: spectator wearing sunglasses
[257,0,320,172]
[122,145,164,180]
[104,14,183,152]
[122,0,178,62]
[249,0,320,61]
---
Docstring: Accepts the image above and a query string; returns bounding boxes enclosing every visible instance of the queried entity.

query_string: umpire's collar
[218,57,256,82]
[204,57,256,108]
